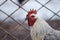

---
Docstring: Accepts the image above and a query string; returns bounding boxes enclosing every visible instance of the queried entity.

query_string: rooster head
[26,9,37,26]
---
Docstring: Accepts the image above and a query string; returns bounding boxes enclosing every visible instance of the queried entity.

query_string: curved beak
[25,17,28,21]
[22,17,27,24]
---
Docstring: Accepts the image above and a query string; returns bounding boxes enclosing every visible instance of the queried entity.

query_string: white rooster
[26,9,60,40]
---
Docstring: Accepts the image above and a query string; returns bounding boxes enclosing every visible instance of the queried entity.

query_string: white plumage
[26,9,60,40]
[30,16,60,40]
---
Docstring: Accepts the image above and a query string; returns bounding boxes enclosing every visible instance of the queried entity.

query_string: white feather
[30,17,60,40]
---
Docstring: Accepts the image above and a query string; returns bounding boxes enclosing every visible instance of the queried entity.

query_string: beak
[24,17,28,22]
[22,17,27,24]
[25,17,28,21]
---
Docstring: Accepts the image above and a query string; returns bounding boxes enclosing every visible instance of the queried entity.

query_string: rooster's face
[26,9,37,26]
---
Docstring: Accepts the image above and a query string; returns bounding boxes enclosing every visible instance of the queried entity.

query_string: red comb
[27,9,37,17]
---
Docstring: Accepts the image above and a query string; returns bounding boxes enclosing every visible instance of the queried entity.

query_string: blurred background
[0,0,60,40]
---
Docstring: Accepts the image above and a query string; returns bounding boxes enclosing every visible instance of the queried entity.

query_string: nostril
[18,0,25,4]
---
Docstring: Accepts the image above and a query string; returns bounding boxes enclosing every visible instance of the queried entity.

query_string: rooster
[26,9,60,40]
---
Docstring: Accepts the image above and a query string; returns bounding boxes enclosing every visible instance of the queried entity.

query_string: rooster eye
[31,15,35,17]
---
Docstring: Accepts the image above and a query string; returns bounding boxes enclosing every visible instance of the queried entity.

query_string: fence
[0,0,60,40]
